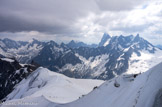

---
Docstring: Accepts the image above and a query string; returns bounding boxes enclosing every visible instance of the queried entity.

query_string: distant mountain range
[67,40,97,48]
[0,38,45,63]
[0,33,162,80]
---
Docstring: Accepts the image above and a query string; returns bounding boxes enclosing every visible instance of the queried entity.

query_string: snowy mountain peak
[99,33,111,46]
[47,40,58,46]
[28,38,37,42]
[27,38,44,48]
[29,38,40,43]
[70,40,75,43]
[67,40,83,48]
[102,34,157,53]
[133,34,141,42]
[130,34,157,53]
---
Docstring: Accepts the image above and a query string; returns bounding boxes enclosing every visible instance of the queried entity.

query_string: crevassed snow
[4,67,104,104]
[60,54,109,78]
[90,55,109,69]
[126,48,162,74]
[75,53,92,65]
[75,53,109,69]
[2,62,162,107]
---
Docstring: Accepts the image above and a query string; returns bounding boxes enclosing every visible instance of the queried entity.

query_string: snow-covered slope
[64,61,162,107]
[3,67,103,104]
[2,62,162,107]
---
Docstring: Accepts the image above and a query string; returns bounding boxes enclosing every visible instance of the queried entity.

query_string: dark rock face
[33,41,81,71]
[0,58,39,100]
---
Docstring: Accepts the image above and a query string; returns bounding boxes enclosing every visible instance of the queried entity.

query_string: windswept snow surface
[2,62,162,107]
[3,67,103,105]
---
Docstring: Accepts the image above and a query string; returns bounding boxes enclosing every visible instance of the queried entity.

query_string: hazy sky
[0,0,162,45]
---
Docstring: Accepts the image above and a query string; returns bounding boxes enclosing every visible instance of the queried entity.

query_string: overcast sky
[0,0,162,45]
